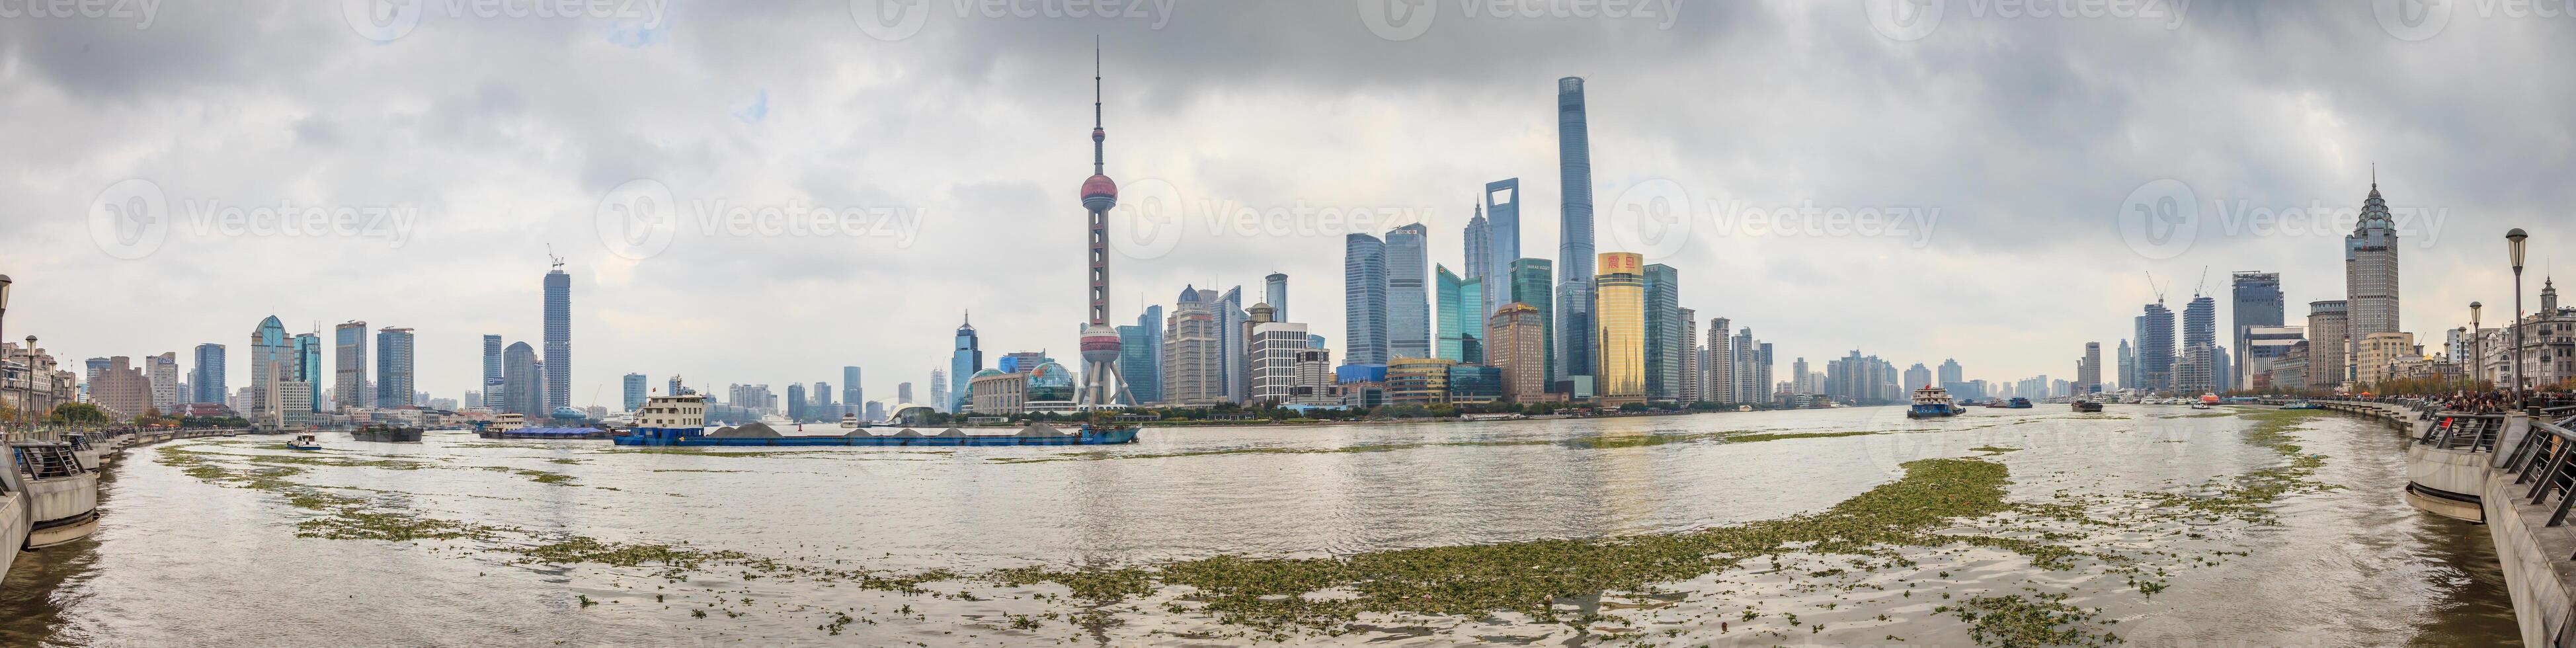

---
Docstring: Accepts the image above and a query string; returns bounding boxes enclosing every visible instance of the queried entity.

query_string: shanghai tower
[1076,46,1133,409]
[543,254,571,412]
[1554,77,1595,383]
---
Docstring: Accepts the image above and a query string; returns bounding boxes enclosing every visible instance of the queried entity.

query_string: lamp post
[0,274,9,432]
[2471,302,2483,393]
[19,335,30,430]
[2509,228,2530,411]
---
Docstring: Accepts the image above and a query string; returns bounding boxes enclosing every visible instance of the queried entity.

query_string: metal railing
[2422,414,2507,452]
[2495,419,2576,555]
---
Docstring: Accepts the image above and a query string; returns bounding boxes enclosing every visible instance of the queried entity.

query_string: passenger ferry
[1907,385,1966,419]
[2007,397,2033,409]
[613,394,1139,446]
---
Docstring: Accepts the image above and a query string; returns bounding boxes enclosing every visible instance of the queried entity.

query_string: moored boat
[1907,385,1966,419]
[2007,397,2033,409]
[2072,401,2104,413]
[8,438,100,549]
[2191,393,2218,410]
[2281,400,2321,410]
[352,425,424,442]
[285,434,323,450]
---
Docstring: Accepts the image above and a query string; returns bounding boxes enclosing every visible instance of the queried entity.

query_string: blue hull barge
[614,423,1138,447]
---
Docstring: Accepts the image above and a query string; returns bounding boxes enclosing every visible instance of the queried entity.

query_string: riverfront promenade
[2304,397,2576,647]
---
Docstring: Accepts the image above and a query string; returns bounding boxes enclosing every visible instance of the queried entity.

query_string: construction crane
[2193,266,2209,298]
[2143,270,2167,305]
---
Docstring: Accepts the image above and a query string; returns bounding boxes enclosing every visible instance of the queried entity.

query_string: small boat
[285,434,323,450]
[1907,385,1965,419]
[2281,400,2321,410]
[2191,393,2218,410]
[2072,401,2104,413]
[2007,397,2033,409]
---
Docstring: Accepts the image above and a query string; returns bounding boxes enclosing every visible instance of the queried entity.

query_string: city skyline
[6,5,2570,405]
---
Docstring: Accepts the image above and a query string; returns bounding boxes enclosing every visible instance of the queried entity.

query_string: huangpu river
[0,405,2520,646]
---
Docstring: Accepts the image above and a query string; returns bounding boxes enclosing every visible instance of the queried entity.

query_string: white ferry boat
[1907,385,1965,419]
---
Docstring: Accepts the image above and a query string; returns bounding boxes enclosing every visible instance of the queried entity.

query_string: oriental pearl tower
[1076,45,1133,409]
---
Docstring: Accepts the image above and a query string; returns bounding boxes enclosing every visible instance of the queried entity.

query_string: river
[0,405,2520,646]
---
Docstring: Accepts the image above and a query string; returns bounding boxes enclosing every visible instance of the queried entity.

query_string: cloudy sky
[3,0,2569,406]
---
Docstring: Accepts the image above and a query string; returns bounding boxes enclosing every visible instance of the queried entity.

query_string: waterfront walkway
[2304,397,2576,647]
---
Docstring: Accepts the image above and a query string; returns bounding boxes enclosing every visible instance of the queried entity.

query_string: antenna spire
[1091,36,1105,175]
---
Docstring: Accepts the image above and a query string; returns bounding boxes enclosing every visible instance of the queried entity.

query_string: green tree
[48,402,110,426]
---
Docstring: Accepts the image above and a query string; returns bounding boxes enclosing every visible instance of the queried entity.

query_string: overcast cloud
[2,0,2568,405]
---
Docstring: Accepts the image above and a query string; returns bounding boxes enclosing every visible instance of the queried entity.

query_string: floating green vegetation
[296,510,497,542]
[474,466,578,485]
[1969,446,2023,454]
[1937,592,2120,647]
[2134,408,2337,525]
[1725,430,1878,444]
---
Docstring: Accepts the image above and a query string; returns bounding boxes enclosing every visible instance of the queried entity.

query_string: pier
[2306,398,2576,646]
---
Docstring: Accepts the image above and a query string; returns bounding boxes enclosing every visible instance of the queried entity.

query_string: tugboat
[352,425,424,442]
[6,438,101,549]
[285,434,323,450]
[1907,385,1966,419]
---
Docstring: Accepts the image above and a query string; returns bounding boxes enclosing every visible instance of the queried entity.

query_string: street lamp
[2509,228,2530,410]
[2472,302,2483,392]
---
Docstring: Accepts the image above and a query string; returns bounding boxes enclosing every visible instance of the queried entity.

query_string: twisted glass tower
[1555,77,1595,383]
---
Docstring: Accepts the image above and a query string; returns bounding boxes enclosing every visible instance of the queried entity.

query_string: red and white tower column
[1076,46,1132,409]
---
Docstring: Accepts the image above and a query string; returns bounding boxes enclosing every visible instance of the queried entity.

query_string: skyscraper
[1643,263,1680,401]
[2178,294,2216,393]
[192,343,226,405]
[1245,304,1308,405]
[1489,303,1546,402]
[1463,206,1489,282]
[1384,223,1430,360]
[542,255,573,411]
[1483,179,1521,318]
[2308,300,2351,389]
[949,313,979,411]
[1556,77,1597,385]
[1705,317,1734,403]
[1904,364,1932,391]
[1508,258,1554,384]
[481,335,503,410]
[1593,252,1646,405]
[293,332,321,412]
[1937,358,1963,385]
[2138,302,2175,392]
[929,370,948,413]
[502,341,542,416]
[376,327,414,407]
[786,383,809,421]
[1264,272,1289,325]
[1074,49,1132,410]
[146,352,179,413]
[2346,179,2401,343]
[1679,307,1699,402]
[2079,343,2103,393]
[622,373,647,411]
[2116,340,2134,391]
[897,382,914,405]
[1435,265,1482,362]
[1344,233,1389,366]
[1216,286,1248,403]
[2230,271,2284,389]
[1118,305,1162,405]
[333,320,367,410]
[1162,286,1225,406]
